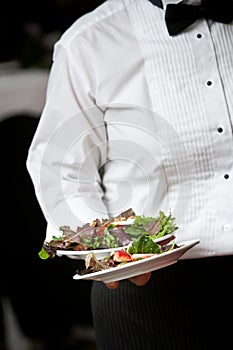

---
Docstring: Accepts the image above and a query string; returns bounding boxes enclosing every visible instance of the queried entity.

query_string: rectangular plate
[72,239,200,283]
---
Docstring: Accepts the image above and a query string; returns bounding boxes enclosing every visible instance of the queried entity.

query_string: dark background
[0,0,105,65]
[0,1,105,350]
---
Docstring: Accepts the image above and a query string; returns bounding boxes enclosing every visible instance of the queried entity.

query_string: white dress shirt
[162,0,201,7]
[26,0,233,259]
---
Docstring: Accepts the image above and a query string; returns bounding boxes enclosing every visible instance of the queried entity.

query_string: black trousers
[91,255,233,350]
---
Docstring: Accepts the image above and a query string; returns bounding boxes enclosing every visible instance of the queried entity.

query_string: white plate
[56,246,125,260]
[73,239,200,283]
[152,232,175,244]
[56,233,176,260]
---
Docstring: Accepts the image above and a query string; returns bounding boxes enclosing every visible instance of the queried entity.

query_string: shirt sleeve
[26,38,109,241]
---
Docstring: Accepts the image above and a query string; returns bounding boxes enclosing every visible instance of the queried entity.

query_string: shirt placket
[192,20,233,246]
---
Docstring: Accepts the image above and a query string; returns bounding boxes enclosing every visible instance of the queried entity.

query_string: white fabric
[162,0,201,6]
[162,0,202,4]
[162,0,182,6]
[26,0,233,259]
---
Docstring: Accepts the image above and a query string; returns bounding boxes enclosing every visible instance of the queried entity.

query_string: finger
[105,281,119,289]
[129,272,151,286]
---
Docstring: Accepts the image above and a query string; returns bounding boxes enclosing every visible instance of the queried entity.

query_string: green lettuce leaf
[128,234,161,254]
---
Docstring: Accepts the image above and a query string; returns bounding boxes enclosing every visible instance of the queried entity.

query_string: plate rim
[56,232,177,258]
[56,245,125,257]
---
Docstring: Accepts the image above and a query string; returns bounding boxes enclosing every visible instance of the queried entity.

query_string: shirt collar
[150,0,202,9]
[162,0,182,5]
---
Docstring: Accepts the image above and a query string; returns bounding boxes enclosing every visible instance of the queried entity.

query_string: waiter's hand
[105,272,151,289]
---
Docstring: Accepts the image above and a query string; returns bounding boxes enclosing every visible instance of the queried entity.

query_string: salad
[38,208,178,260]
[77,238,178,276]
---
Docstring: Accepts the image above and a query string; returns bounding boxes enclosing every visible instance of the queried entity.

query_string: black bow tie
[149,0,233,36]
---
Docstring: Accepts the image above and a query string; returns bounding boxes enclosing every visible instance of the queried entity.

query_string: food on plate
[38,208,178,260]
[77,240,177,276]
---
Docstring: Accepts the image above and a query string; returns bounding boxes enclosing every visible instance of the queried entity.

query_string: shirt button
[224,174,229,179]
[206,80,213,86]
[217,127,223,133]
[196,33,202,39]
[223,224,231,232]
